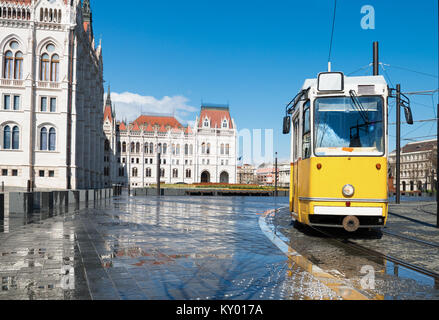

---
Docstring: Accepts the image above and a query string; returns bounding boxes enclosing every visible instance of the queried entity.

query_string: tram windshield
[314,96,384,156]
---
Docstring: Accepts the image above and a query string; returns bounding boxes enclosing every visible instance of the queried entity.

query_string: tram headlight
[342,184,355,197]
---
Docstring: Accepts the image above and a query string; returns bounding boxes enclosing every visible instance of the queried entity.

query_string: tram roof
[302,74,388,90]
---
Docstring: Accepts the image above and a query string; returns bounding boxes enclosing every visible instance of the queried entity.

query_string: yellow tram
[283,72,401,232]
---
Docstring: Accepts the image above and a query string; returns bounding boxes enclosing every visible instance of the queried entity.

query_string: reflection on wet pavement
[0,195,341,300]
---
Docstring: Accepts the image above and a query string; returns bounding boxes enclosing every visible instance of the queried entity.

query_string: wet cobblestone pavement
[2,195,439,300]
[0,196,342,300]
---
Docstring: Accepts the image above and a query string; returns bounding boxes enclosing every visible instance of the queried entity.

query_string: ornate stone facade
[0,0,104,190]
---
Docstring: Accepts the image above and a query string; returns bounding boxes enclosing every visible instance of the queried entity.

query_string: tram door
[292,115,300,215]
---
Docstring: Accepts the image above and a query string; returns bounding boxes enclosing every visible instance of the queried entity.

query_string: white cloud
[107,92,198,125]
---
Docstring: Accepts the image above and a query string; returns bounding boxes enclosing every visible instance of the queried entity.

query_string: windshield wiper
[349,90,369,124]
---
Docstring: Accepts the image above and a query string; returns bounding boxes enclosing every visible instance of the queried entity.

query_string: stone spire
[105,85,112,107]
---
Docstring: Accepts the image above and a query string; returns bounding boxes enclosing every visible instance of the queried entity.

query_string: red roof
[131,122,140,131]
[103,105,112,123]
[134,115,183,129]
[198,106,233,129]
[119,122,127,131]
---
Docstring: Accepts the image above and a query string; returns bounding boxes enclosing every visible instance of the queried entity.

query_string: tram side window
[302,102,311,159]
[293,118,299,161]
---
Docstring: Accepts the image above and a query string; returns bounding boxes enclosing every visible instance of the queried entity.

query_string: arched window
[207,143,211,154]
[163,143,167,155]
[48,128,56,151]
[221,144,224,155]
[226,144,230,155]
[186,169,191,178]
[132,167,138,177]
[122,142,126,153]
[203,118,210,128]
[3,125,11,149]
[172,144,176,155]
[130,142,135,153]
[40,53,50,81]
[14,52,23,79]
[185,144,188,155]
[176,144,180,155]
[50,54,59,82]
[40,127,47,150]
[149,142,154,154]
[222,119,228,128]
[4,51,13,79]
[11,126,19,150]
[136,142,140,153]
[173,169,178,178]
[201,143,206,154]
[189,144,193,155]
[146,168,152,177]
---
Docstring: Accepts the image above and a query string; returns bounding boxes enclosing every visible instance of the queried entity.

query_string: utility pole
[396,84,401,204]
[274,152,278,197]
[437,0,439,228]
[157,147,161,197]
[373,41,379,76]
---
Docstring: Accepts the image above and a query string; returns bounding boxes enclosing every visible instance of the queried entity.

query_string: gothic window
[40,127,48,150]
[189,144,193,155]
[185,144,188,155]
[186,169,191,178]
[160,168,165,178]
[3,51,13,79]
[163,143,167,154]
[136,142,140,153]
[172,169,178,178]
[201,143,206,154]
[226,144,230,155]
[3,125,11,149]
[40,53,50,81]
[49,128,56,151]
[203,118,210,128]
[207,143,210,154]
[222,119,228,128]
[122,142,126,153]
[12,126,19,150]
[130,142,135,153]
[50,54,59,82]
[149,142,154,154]
[221,144,224,155]
[14,52,23,79]
[146,168,152,177]
[176,144,180,155]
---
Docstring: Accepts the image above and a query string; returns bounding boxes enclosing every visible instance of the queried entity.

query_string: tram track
[304,223,439,282]
[381,229,439,249]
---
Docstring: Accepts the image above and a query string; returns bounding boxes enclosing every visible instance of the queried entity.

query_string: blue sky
[91,0,438,162]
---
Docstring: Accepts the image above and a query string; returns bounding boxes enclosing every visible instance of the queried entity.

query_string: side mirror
[283,116,291,134]
[404,106,414,125]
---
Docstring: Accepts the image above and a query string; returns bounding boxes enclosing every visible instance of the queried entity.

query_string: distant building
[103,97,237,187]
[237,164,256,184]
[388,139,437,192]
[255,161,290,187]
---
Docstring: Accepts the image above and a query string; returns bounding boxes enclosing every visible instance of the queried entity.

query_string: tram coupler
[342,216,360,232]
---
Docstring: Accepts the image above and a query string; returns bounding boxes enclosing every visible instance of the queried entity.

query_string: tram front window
[314,96,384,156]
